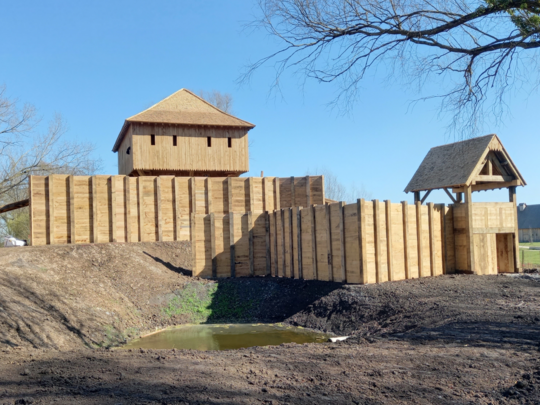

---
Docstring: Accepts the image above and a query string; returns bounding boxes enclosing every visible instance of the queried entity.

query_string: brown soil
[1,243,540,404]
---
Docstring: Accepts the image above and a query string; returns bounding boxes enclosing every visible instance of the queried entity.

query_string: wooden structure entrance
[405,134,526,274]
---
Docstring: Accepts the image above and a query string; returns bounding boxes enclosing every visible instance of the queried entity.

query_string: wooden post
[227,177,233,214]
[509,186,520,272]
[290,176,295,208]
[92,175,98,243]
[229,212,235,277]
[47,175,55,245]
[265,211,271,275]
[111,176,117,242]
[305,176,311,207]
[248,177,255,212]
[262,177,268,211]
[210,212,216,278]
[156,177,163,242]
[339,202,346,283]
[297,207,303,279]
[274,178,280,210]
[282,209,286,277]
[438,204,447,275]
[174,178,181,241]
[191,212,197,276]
[249,211,254,276]
[137,177,143,242]
[274,210,279,276]
[385,200,394,281]
[29,176,34,246]
[289,207,294,278]
[464,186,475,274]
[125,176,132,243]
[206,177,213,214]
[401,201,410,279]
[326,203,333,282]
[357,199,368,284]
[69,175,75,244]
[415,201,423,277]
[414,191,420,204]
[456,192,463,203]
[190,177,197,214]
[428,202,435,277]
[311,205,318,280]
[374,200,382,283]
[321,175,326,205]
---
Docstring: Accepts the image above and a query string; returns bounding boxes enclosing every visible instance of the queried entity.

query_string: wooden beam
[415,201,423,278]
[191,177,197,214]
[191,212,197,276]
[312,205,318,280]
[374,200,383,283]
[456,192,463,203]
[29,175,34,246]
[156,177,163,242]
[210,212,216,278]
[0,199,29,215]
[48,175,55,245]
[401,201,410,279]
[137,177,143,242]
[249,211,254,276]
[443,188,457,204]
[452,179,521,193]
[111,176,117,243]
[428,202,435,277]
[358,199,368,284]
[125,176,132,243]
[297,207,303,279]
[273,210,278,276]
[385,200,394,281]
[414,191,420,203]
[472,226,515,234]
[464,186,475,274]
[274,177,281,210]
[290,176,295,208]
[69,175,75,244]
[509,186,520,272]
[305,176,311,207]
[420,190,432,204]
[265,211,271,276]
[248,177,254,213]
[438,204,447,275]
[230,212,235,277]
[206,177,213,214]
[282,209,287,277]
[487,159,493,176]
[321,175,326,205]
[289,208,295,278]
[326,203,333,282]
[475,174,514,182]
[91,175,97,243]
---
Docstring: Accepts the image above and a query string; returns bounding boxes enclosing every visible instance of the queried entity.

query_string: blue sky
[0,0,537,204]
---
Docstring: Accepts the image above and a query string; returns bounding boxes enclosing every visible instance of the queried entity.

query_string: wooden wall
[191,200,454,282]
[519,228,540,243]
[118,123,250,175]
[29,175,324,246]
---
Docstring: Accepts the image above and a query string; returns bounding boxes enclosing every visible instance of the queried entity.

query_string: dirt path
[1,243,540,404]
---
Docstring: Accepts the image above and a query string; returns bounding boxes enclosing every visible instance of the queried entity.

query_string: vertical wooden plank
[29,176,34,246]
[111,177,117,242]
[156,177,163,242]
[48,175,55,245]
[297,207,303,278]
[321,175,326,205]
[274,178,280,210]
[262,177,268,211]
[509,186,520,272]
[305,176,311,207]
[191,212,196,274]
[326,204,333,281]
[230,212,236,277]
[374,200,382,283]
[190,177,197,214]
[464,186,475,273]
[273,210,279,276]
[339,202,346,283]
[428,202,435,277]
[91,175,98,243]
[312,205,319,280]
[289,207,294,278]
[248,177,255,213]
[385,200,394,281]
[210,212,216,278]
[227,177,233,214]
[125,176,132,243]
[174,177,181,241]
[265,211,271,275]
[206,177,213,214]
[438,204,447,275]
[401,201,410,279]
[289,176,295,208]
[69,175,75,244]
[357,199,368,284]
[137,177,143,242]
[415,201,423,278]
[281,210,286,277]
[248,211,254,276]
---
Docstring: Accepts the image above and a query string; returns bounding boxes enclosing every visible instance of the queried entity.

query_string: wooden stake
[358,199,368,284]
[415,201,423,277]
[428,202,435,276]
[92,175,98,243]
[111,176,117,242]
[305,176,311,207]
[248,177,254,212]
[509,186,520,272]
[290,176,295,207]
[385,200,394,281]
[289,207,294,278]
[438,204,447,275]
[29,176,34,246]
[156,177,163,242]
[249,211,254,276]
[191,212,197,276]
[206,177,213,214]
[321,175,326,205]
[138,177,143,242]
[297,207,303,279]
[49,175,55,245]
[464,186,475,273]
[125,176,132,243]
[265,211,271,275]
[339,202,346,283]
[227,177,233,214]
[282,209,286,277]
[274,177,280,210]
[326,203,333,282]
[230,212,235,277]
[374,200,382,283]
[401,201,410,279]
[210,212,216,278]
[69,175,75,244]
[191,177,197,214]
[312,205,318,280]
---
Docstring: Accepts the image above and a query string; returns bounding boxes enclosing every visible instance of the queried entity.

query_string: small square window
[207,137,212,147]
[151,134,155,146]
[173,135,177,146]
[228,137,232,148]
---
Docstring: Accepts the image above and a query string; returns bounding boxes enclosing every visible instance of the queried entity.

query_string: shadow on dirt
[143,252,192,276]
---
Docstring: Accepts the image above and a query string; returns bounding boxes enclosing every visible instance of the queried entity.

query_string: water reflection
[123,324,330,351]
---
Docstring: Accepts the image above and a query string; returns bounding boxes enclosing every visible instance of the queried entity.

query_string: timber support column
[509,186,521,272]
[464,185,476,274]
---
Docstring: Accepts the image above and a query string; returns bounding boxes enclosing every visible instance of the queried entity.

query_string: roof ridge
[429,134,496,151]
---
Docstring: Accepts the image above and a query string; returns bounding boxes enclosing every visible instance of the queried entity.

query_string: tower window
[151,134,155,146]
[207,137,212,147]
[126,146,130,155]
[228,137,232,148]
[173,135,177,146]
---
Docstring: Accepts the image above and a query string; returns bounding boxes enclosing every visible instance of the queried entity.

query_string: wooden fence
[29,175,324,246]
[191,200,456,282]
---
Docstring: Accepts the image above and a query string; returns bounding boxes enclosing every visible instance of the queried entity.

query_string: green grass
[520,242,540,247]
[519,248,540,267]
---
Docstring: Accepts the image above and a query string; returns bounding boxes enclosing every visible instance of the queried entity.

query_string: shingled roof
[518,204,540,229]
[404,134,525,193]
[112,89,255,152]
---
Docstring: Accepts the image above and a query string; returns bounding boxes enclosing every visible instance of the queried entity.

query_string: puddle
[122,324,331,351]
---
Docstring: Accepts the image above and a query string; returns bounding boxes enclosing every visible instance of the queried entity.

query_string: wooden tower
[112,89,255,177]
[405,134,526,274]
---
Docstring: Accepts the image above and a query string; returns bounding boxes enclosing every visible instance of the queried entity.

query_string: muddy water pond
[123,324,331,351]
